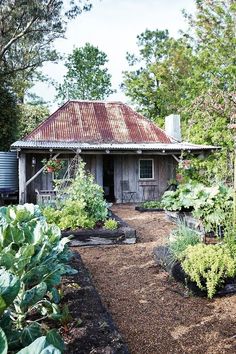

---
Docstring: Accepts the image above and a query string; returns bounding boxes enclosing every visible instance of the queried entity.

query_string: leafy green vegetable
[0,203,76,352]
[161,181,233,232]
[0,327,7,354]
[104,219,118,230]
[141,200,162,209]
[43,161,108,231]
[16,336,61,354]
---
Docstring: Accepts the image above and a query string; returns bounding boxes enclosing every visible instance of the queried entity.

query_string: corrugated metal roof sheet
[11,140,219,151]
[23,100,172,144]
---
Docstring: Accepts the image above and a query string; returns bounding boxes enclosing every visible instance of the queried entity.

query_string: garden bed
[62,213,136,246]
[165,210,204,234]
[61,253,129,354]
[135,206,164,212]
[153,245,236,297]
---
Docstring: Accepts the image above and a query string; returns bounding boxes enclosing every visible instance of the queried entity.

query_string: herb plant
[168,224,201,261]
[104,219,118,230]
[182,243,236,299]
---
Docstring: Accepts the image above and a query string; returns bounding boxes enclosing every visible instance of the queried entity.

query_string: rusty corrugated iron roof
[24,101,172,144]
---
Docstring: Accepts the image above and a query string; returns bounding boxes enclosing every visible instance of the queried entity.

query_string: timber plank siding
[24,153,176,204]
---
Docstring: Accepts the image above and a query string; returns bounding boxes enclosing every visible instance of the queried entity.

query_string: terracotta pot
[46,166,55,173]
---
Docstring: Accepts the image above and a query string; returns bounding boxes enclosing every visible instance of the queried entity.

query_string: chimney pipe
[165,114,182,142]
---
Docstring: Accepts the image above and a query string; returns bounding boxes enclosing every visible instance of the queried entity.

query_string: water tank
[0,152,18,193]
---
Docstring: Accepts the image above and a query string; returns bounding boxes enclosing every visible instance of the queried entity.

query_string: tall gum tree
[55,43,115,102]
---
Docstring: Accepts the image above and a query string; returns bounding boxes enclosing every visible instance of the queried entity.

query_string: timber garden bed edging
[62,253,130,353]
[165,210,204,235]
[62,213,136,246]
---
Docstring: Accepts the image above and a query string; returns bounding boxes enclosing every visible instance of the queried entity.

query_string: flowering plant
[42,158,64,172]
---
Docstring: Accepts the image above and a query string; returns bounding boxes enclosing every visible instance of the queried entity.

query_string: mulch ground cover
[75,205,236,354]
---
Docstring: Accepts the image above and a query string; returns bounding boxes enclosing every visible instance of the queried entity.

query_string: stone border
[62,212,136,246]
[135,206,164,213]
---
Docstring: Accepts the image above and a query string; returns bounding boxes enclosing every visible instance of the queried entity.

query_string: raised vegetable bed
[153,245,236,297]
[61,253,130,353]
[135,206,164,212]
[165,210,204,234]
[62,213,136,246]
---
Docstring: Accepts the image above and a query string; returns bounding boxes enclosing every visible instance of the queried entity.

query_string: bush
[65,162,108,222]
[104,219,118,230]
[0,204,76,352]
[161,181,233,232]
[168,224,201,261]
[43,199,95,230]
[181,243,236,298]
[49,162,108,230]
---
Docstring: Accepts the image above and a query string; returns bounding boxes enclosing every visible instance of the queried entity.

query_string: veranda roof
[11,141,218,153]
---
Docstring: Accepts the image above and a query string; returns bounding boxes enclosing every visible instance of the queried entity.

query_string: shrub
[104,219,118,230]
[0,204,76,352]
[43,199,95,230]
[181,243,236,298]
[169,224,201,261]
[161,181,233,232]
[50,162,108,230]
[65,162,108,222]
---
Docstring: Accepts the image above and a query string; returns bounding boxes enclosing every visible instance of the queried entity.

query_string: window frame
[139,158,154,180]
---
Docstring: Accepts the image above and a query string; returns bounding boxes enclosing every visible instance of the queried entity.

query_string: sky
[31,0,196,111]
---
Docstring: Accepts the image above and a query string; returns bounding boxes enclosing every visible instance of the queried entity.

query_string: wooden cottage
[11,100,217,204]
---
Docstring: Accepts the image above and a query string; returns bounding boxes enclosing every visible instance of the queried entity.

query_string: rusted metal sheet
[24,101,172,144]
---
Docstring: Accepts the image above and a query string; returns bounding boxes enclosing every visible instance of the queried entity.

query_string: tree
[55,43,115,102]
[122,0,236,182]
[0,83,19,151]
[0,1,92,80]
[122,30,194,125]
[0,0,92,150]
[17,103,49,139]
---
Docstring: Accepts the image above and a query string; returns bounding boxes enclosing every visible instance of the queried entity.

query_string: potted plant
[42,158,64,173]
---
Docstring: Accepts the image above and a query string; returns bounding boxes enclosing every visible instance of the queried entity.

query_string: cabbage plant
[0,204,77,353]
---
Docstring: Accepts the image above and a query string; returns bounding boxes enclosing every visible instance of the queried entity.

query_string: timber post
[18,152,26,204]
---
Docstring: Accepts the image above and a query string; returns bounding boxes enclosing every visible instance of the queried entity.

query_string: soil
[76,205,236,354]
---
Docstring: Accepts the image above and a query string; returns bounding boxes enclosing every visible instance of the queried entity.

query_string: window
[139,159,154,179]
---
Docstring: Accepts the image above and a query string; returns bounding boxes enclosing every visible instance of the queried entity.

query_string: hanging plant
[42,158,64,173]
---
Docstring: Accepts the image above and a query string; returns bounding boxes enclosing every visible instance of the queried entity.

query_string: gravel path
[77,205,236,354]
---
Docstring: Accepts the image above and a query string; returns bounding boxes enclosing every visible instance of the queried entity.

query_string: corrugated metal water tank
[0,152,18,192]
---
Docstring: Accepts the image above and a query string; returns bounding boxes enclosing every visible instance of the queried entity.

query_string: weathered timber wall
[24,153,176,203]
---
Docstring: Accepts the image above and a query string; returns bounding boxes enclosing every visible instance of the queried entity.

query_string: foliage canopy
[55,43,115,102]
